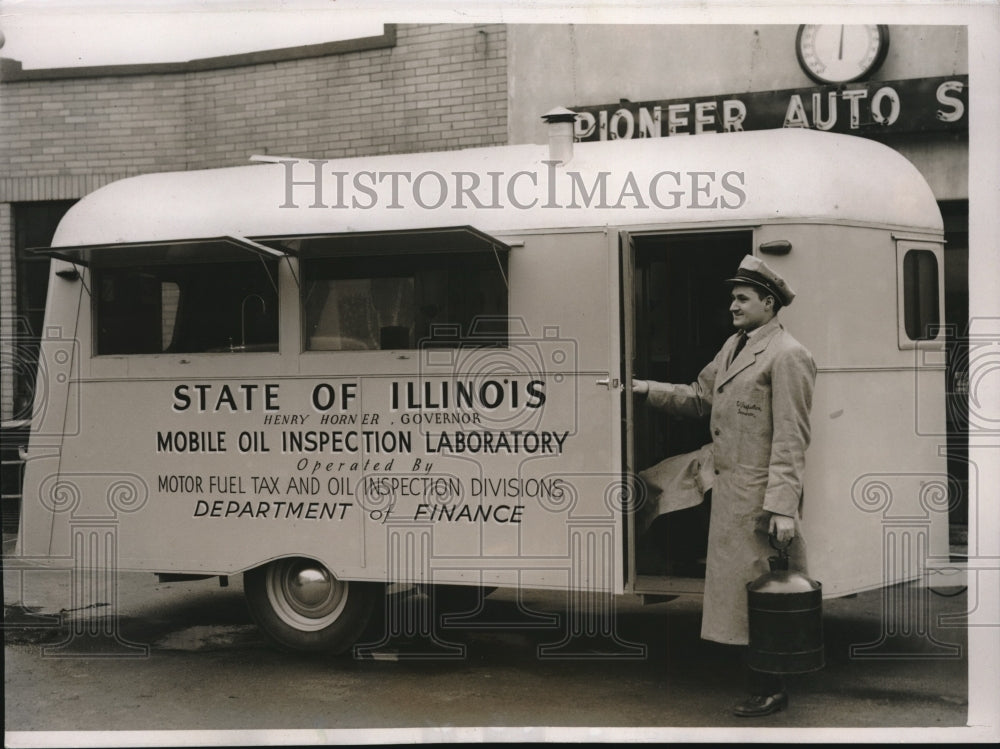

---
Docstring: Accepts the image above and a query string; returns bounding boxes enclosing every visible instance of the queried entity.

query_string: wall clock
[796,25,890,84]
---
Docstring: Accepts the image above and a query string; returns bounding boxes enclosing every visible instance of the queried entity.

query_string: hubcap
[265,558,349,631]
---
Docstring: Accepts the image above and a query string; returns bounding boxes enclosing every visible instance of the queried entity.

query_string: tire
[244,557,381,654]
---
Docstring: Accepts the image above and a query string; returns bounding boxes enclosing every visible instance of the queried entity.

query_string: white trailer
[17,126,950,651]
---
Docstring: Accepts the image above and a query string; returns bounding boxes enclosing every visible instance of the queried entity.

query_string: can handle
[769,534,793,552]
[768,533,792,569]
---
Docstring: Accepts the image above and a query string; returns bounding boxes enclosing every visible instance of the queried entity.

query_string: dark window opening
[633,231,752,466]
[302,252,508,351]
[11,201,76,421]
[902,249,940,341]
[631,231,752,578]
[94,260,278,355]
[940,199,969,532]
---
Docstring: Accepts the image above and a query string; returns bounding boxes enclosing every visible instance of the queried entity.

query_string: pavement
[1,531,983,742]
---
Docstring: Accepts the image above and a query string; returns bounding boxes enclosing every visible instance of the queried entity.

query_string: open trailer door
[624,229,753,595]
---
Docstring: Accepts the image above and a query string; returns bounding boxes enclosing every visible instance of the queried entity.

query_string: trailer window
[95,260,278,355]
[303,252,507,351]
[902,249,940,341]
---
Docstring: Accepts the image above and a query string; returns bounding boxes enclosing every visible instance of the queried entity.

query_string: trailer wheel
[244,558,380,653]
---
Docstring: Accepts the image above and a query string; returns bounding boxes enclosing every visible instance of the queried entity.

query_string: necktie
[730,332,748,366]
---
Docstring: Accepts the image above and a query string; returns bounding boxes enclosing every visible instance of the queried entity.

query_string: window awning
[255,226,510,257]
[30,236,289,268]
[33,228,508,266]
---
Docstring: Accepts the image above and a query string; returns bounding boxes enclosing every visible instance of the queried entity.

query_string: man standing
[633,254,817,717]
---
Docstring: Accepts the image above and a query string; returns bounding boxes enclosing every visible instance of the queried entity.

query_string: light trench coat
[642,316,817,644]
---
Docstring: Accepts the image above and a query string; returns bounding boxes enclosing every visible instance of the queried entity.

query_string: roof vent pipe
[541,107,578,165]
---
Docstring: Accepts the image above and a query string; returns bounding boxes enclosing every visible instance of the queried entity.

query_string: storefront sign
[572,75,968,141]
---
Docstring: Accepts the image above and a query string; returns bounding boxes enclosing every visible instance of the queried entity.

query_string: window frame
[89,257,282,357]
[895,239,945,350]
[257,227,511,355]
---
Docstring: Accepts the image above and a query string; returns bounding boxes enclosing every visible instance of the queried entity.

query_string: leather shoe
[732,692,788,717]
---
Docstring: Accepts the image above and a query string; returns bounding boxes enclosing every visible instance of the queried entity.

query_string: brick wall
[0,23,509,421]
[186,24,508,164]
[0,77,190,180]
[0,24,508,182]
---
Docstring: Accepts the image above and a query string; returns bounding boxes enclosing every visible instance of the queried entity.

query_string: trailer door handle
[595,378,620,390]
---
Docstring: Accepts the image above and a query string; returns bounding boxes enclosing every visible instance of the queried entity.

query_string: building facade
[0,22,969,530]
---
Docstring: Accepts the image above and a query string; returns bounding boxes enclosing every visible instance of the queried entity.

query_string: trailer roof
[50,129,942,248]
